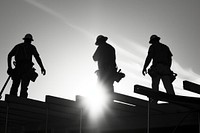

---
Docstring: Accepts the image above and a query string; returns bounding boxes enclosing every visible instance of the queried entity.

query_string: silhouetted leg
[10,77,20,96]
[151,76,160,104]
[102,80,114,104]
[98,70,115,105]
[162,75,175,95]
[106,81,114,93]
[151,75,160,92]
[20,78,30,98]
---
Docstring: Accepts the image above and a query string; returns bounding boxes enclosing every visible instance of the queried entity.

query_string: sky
[0,0,200,101]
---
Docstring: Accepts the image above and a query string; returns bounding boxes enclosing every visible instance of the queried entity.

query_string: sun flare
[77,74,112,120]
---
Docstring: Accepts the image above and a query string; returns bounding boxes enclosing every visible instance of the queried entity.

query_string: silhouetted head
[95,35,108,46]
[149,35,160,44]
[23,33,34,42]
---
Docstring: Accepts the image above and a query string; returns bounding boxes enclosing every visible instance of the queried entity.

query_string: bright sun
[77,74,111,120]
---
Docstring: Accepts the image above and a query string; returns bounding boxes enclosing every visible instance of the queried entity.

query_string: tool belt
[95,68,125,83]
[148,64,177,82]
[8,61,38,82]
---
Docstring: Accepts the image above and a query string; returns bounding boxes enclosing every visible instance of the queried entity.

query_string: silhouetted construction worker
[93,35,117,95]
[7,33,46,98]
[142,35,175,95]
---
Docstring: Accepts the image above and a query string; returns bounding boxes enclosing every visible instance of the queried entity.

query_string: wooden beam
[46,95,79,116]
[183,80,200,94]
[134,84,200,109]
[113,93,147,107]
[5,94,46,109]
[46,95,77,108]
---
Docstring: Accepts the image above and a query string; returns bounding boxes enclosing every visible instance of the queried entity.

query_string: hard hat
[95,35,108,45]
[149,35,160,43]
[23,33,34,41]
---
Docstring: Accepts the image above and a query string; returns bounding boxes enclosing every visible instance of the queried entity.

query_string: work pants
[152,75,175,95]
[10,74,31,98]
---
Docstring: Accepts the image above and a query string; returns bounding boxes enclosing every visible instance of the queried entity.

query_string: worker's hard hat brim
[95,35,108,45]
[23,38,34,41]
[23,33,34,41]
[149,35,160,43]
